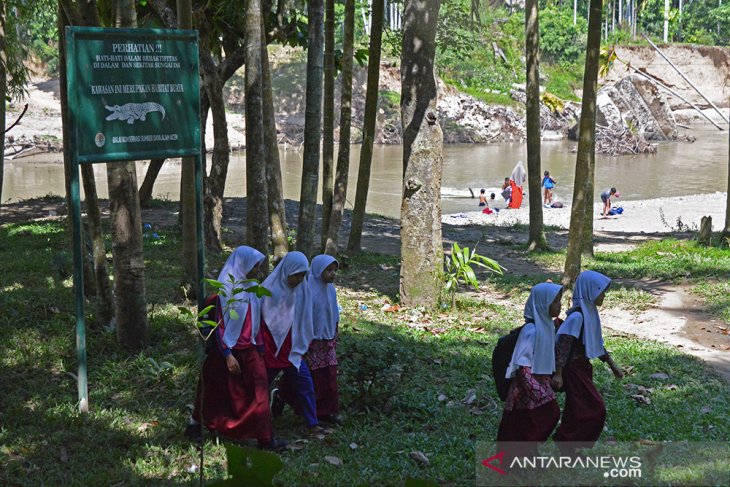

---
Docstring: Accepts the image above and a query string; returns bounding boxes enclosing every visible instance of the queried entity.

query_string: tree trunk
[347,0,384,254]
[108,0,148,349]
[297,0,325,257]
[581,153,596,258]
[525,0,547,251]
[324,0,355,255]
[245,0,271,256]
[197,12,230,253]
[400,0,443,308]
[722,112,730,240]
[138,158,165,206]
[177,0,197,295]
[0,2,5,206]
[320,0,336,249]
[262,22,288,262]
[563,0,603,288]
[59,1,115,327]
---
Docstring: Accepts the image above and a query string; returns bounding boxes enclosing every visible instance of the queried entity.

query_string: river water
[3,126,727,218]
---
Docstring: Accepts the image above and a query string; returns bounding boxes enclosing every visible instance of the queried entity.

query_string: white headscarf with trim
[308,255,340,340]
[217,246,265,348]
[558,270,611,359]
[506,282,562,377]
[511,161,527,187]
[261,251,313,369]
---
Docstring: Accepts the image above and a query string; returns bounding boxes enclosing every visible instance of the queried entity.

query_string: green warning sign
[66,27,200,163]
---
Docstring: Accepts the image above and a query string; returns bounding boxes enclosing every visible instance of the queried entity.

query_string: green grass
[543,63,582,102]
[1,220,728,485]
[530,238,730,322]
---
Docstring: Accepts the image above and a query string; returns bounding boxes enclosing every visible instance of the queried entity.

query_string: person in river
[552,270,624,456]
[479,189,488,207]
[507,161,526,209]
[600,187,620,217]
[542,170,557,207]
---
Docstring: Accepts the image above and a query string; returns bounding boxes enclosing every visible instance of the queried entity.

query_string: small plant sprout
[443,242,503,307]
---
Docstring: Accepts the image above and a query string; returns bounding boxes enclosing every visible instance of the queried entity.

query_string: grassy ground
[529,238,730,325]
[1,220,728,485]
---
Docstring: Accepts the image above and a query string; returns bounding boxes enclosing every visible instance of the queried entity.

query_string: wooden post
[643,34,730,125]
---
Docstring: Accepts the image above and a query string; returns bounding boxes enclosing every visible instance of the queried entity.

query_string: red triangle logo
[482,451,507,475]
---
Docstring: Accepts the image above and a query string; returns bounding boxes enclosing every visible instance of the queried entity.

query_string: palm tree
[245,0,271,257]
[347,0,384,254]
[563,0,604,287]
[324,0,355,255]
[321,0,336,249]
[0,3,6,205]
[297,0,325,257]
[525,0,548,251]
[400,0,443,308]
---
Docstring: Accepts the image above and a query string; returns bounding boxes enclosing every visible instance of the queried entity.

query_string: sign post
[66,27,203,412]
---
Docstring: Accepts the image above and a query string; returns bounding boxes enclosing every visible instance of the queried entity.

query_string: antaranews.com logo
[475,441,730,486]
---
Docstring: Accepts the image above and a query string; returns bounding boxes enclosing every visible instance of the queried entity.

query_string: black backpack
[491,324,527,401]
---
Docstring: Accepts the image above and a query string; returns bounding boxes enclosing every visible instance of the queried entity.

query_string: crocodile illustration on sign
[105,102,166,124]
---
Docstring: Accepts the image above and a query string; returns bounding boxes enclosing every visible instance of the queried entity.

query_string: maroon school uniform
[306,337,339,418]
[552,336,606,450]
[192,303,272,442]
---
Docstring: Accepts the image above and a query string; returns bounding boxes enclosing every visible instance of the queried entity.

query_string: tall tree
[0,1,6,206]
[320,0,336,249]
[297,0,325,257]
[724,114,730,240]
[177,0,198,295]
[245,0,271,255]
[59,0,115,328]
[324,0,355,255]
[347,0,384,254]
[400,0,443,308]
[138,158,165,206]
[563,0,603,287]
[261,17,288,261]
[525,0,548,251]
[106,0,149,349]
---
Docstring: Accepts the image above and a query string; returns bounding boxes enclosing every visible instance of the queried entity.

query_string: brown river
[3,126,727,218]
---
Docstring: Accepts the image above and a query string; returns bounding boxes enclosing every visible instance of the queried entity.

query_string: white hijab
[309,255,340,340]
[511,161,526,187]
[217,246,265,348]
[261,251,313,370]
[506,282,562,377]
[557,270,611,359]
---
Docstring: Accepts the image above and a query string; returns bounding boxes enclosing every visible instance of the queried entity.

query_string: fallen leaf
[665,384,678,391]
[324,456,343,466]
[649,373,670,380]
[623,365,636,375]
[186,464,198,474]
[630,394,651,405]
[137,421,158,433]
[639,439,660,446]
[383,304,401,313]
[437,394,447,402]
[463,389,477,405]
[287,443,306,451]
[349,442,358,450]
[429,327,446,335]
[433,359,442,365]
[409,451,430,466]
[469,407,484,416]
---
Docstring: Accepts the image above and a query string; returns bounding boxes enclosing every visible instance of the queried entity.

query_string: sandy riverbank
[443,192,729,234]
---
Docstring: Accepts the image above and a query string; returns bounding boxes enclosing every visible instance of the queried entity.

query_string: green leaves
[443,242,503,306]
[208,444,283,487]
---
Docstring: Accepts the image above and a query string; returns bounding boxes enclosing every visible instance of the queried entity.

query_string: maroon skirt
[553,357,606,450]
[311,365,339,418]
[193,347,272,442]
